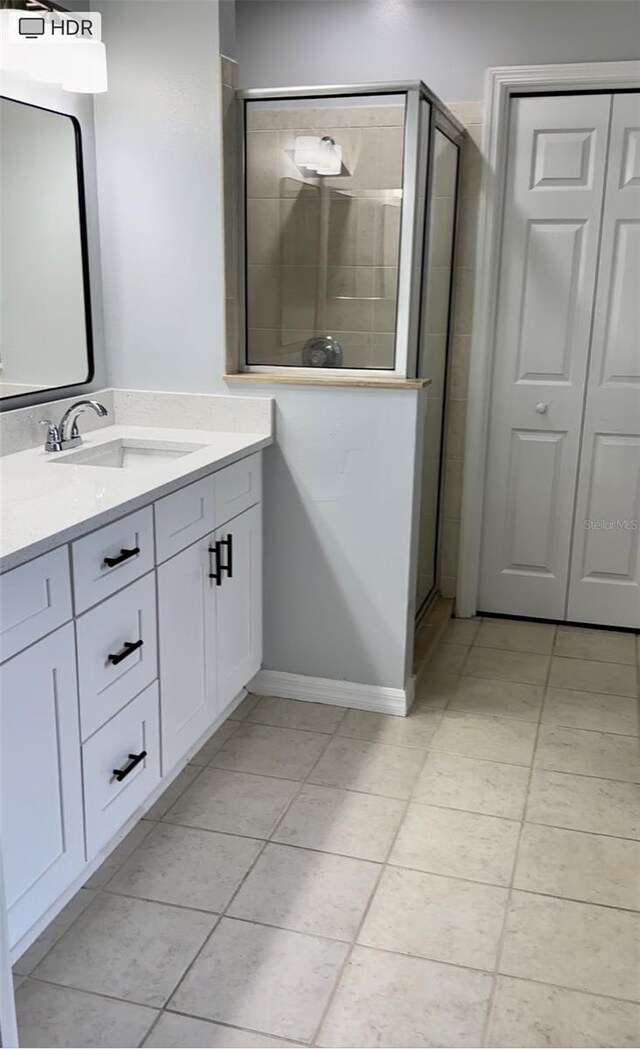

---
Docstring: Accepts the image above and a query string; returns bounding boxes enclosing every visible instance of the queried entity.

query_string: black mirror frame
[0,94,95,404]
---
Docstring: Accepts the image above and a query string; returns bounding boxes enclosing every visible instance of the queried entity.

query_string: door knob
[535,402,548,414]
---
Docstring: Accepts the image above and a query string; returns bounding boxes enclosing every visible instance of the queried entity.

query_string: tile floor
[12,618,640,1048]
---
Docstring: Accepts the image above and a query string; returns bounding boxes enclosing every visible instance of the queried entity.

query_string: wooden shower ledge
[224,373,432,390]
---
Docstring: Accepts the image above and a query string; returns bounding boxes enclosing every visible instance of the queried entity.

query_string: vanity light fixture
[0,0,107,92]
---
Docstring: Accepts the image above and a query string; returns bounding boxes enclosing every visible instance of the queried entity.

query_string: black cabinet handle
[208,541,223,585]
[220,533,233,579]
[112,750,147,782]
[108,639,144,666]
[103,546,140,569]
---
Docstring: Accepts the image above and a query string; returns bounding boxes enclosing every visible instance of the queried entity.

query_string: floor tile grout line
[15,630,640,1044]
[98,837,640,923]
[518,816,640,844]
[159,1005,307,1046]
[136,1006,161,1047]
[480,621,557,1048]
[307,708,450,1048]
[428,663,639,704]
[148,705,349,1047]
[19,918,640,1021]
[16,711,252,1029]
[14,809,167,979]
[447,703,639,737]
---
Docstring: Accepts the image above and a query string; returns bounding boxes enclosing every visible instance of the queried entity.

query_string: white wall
[93,0,421,691]
[236,0,640,100]
[93,0,226,393]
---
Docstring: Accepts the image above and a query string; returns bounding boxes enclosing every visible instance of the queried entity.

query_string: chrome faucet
[40,399,109,453]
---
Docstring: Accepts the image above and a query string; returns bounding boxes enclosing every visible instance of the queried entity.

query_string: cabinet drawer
[72,508,154,614]
[0,547,72,663]
[82,682,160,860]
[154,475,215,564]
[76,573,158,741]
[215,453,262,527]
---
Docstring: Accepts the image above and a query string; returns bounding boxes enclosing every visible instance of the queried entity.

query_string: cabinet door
[157,536,217,774]
[215,504,262,710]
[0,623,84,949]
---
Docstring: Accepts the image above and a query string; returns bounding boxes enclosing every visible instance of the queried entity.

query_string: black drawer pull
[208,541,223,585]
[220,533,233,579]
[112,750,147,782]
[103,546,140,569]
[108,639,144,666]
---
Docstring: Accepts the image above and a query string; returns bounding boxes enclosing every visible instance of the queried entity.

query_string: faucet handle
[69,408,85,439]
[40,419,63,452]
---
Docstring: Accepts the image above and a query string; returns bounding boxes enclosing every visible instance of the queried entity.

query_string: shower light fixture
[293,134,342,176]
[0,1,108,92]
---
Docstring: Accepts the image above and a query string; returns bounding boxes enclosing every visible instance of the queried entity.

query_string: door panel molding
[478,92,610,618]
[567,92,640,627]
[515,220,586,383]
[457,61,640,619]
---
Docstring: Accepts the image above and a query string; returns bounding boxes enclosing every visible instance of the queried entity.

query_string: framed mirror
[0,96,94,401]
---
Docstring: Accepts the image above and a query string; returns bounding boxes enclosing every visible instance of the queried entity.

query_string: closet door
[567,93,640,628]
[478,94,611,618]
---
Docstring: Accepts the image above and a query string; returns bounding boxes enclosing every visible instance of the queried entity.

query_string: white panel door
[157,535,217,774]
[567,93,640,628]
[215,504,263,711]
[0,624,84,948]
[479,94,611,618]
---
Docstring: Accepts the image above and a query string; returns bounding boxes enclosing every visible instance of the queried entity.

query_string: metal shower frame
[236,80,464,379]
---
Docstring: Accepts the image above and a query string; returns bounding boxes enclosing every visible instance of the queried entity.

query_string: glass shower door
[244,94,407,372]
[415,125,460,619]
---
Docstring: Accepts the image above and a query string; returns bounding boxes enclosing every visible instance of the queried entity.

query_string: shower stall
[238,82,463,619]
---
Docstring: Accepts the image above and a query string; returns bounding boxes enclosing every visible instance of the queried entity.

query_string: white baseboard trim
[250,669,414,717]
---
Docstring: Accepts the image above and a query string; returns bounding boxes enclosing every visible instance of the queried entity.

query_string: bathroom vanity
[0,402,272,959]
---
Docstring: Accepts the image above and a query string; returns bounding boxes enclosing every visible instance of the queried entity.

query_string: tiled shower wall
[440,101,483,601]
[245,101,405,369]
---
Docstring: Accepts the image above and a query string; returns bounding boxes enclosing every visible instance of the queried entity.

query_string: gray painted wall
[236,0,640,99]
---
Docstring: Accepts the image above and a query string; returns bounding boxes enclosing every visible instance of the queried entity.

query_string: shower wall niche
[239,84,463,380]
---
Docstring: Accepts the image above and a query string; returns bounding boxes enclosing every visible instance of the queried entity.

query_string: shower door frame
[236,81,464,380]
[414,106,463,624]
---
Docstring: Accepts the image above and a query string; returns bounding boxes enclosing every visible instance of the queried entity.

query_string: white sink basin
[53,438,206,470]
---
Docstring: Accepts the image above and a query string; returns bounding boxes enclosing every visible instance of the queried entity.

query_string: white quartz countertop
[0,424,272,572]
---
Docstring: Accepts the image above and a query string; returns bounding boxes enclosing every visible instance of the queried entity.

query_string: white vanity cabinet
[0,450,263,956]
[215,503,262,710]
[157,534,218,774]
[157,463,263,774]
[0,623,85,947]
